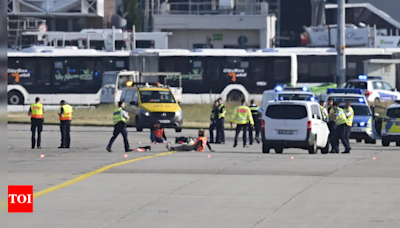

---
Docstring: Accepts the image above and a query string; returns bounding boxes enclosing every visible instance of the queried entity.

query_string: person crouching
[151,121,167,144]
[166,129,215,152]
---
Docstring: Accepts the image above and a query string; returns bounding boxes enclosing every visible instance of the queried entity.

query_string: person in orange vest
[166,129,215,152]
[58,100,73,148]
[28,97,44,149]
[151,121,167,143]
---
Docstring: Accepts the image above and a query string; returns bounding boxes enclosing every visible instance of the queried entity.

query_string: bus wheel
[8,91,24,105]
[227,90,244,102]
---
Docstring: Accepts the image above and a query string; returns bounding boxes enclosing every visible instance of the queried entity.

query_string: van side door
[371,105,387,140]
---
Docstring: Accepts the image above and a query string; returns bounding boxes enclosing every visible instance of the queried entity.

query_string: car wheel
[321,138,329,154]
[8,91,24,105]
[274,147,283,154]
[396,141,400,146]
[262,142,270,153]
[356,139,362,143]
[308,136,317,154]
[382,137,390,147]
[175,128,182,133]
[136,117,143,132]
[370,139,376,144]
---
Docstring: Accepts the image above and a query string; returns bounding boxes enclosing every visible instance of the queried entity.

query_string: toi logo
[8,185,33,213]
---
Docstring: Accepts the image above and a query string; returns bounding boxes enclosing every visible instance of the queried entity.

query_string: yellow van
[120,82,183,132]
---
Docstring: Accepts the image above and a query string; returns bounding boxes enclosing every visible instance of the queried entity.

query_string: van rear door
[264,103,308,141]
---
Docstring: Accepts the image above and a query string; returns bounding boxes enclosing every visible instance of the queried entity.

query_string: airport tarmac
[6,124,400,228]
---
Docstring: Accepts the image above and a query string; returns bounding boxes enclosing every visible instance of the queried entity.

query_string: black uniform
[59,107,71,148]
[248,105,260,145]
[29,106,43,148]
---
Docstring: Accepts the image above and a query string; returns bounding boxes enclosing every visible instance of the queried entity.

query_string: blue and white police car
[261,85,317,109]
[344,75,400,103]
[326,88,368,105]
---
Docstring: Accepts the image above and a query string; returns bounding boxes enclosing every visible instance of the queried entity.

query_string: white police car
[261,85,317,110]
[344,75,400,103]
[326,88,368,105]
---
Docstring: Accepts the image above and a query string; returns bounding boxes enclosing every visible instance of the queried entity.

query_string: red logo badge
[8,185,33,213]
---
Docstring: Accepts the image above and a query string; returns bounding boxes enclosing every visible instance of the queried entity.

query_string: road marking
[33,151,176,199]
[0,151,176,210]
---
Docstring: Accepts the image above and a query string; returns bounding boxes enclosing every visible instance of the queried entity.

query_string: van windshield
[266,105,307,119]
[140,90,176,103]
[102,74,117,86]
[386,108,400,118]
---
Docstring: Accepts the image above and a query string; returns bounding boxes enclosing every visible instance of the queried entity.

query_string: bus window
[205,58,220,82]
[79,60,102,93]
[310,60,329,82]
[273,59,290,82]
[8,58,36,86]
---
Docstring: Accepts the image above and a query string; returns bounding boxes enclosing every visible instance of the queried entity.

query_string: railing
[153,2,271,16]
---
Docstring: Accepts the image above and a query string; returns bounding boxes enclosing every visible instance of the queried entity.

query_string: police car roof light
[358,97,365,103]
[310,96,316,102]
[302,86,309,92]
[326,88,362,94]
[358,75,368,80]
[275,85,283,92]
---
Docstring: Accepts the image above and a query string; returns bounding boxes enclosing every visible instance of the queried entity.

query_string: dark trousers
[335,124,351,152]
[216,118,225,143]
[107,121,130,151]
[346,125,352,143]
[60,120,71,148]
[31,119,43,148]
[249,120,261,144]
[209,120,216,142]
[328,121,337,152]
[234,124,248,146]
[150,130,164,143]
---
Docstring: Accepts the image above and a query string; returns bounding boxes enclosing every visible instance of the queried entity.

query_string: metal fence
[129,53,159,72]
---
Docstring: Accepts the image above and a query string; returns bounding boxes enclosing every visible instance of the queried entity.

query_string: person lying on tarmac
[166,129,215,152]
[150,121,167,144]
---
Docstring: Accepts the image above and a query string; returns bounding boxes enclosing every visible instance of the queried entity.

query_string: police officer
[248,99,261,145]
[231,98,254,147]
[209,100,219,143]
[344,101,354,153]
[28,97,44,149]
[319,100,328,121]
[58,100,73,148]
[330,102,351,153]
[216,98,226,144]
[327,98,337,153]
[106,101,133,152]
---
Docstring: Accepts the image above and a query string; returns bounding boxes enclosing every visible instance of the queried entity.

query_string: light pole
[336,0,346,88]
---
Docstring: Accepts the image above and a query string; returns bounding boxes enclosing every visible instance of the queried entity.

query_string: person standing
[28,97,44,149]
[343,101,354,153]
[209,100,219,143]
[216,98,226,144]
[106,101,133,152]
[58,100,72,149]
[330,102,351,153]
[248,99,261,145]
[327,98,337,153]
[231,98,254,147]
[319,100,328,121]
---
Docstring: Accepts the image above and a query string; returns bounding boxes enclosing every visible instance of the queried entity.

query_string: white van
[261,100,330,154]
[260,86,317,112]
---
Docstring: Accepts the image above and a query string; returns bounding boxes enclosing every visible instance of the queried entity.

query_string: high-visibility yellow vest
[30,103,43,119]
[336,108,347,125]
[218,104,226,118]
[59,104,73,121]
[210,107,215,119]
[345,107,354,126]
[320,106,327,120]
[113,108,127,125]
[231,105,254,125]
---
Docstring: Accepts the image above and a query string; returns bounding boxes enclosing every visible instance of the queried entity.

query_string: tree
[124,0,143,32]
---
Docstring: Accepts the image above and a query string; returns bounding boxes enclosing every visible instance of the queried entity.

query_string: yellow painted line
[33,151,176,199]
[0,151,176,210]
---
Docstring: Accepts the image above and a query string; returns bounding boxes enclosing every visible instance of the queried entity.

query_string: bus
[7,46,400,105]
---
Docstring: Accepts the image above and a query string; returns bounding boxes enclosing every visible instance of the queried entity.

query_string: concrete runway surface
[6,124,400,228]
